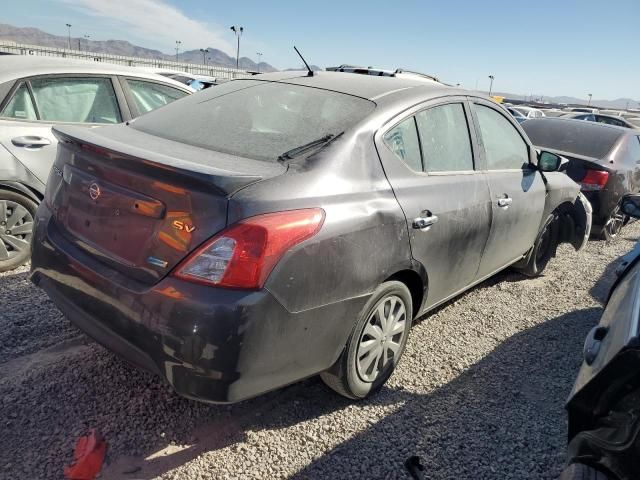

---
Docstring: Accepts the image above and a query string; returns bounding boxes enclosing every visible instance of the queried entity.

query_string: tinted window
[475,104,529,169]
[416,103,473,172]
[597,116,625,127]
[0,83,37,120]
[131,80,376,162]
[522,119,623,159]
[383,117,422,171]
[126,80,188,115]
[30,77,121,123]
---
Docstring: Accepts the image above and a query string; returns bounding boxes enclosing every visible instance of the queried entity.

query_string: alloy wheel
[0,199,34,262]
[356,295,407,383]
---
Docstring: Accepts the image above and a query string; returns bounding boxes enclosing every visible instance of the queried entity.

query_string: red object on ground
[64,430,107,480]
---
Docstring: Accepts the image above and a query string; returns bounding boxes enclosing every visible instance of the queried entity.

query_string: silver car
[0,56,193,271]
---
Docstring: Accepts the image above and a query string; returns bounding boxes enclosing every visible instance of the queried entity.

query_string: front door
[470,101,546,278]
[376,99,492,309]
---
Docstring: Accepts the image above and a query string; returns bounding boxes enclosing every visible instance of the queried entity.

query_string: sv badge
[172,220,196,233]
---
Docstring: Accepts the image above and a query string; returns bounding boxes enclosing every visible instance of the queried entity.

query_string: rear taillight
[580,170,609,191]
[173,208,325,289]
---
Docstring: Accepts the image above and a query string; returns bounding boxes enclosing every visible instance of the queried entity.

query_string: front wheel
[321,281,413,400]
[0,190,37,272]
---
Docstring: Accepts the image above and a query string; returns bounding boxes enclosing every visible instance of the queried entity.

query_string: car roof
[0,55,193,91]
[251,70,458,103]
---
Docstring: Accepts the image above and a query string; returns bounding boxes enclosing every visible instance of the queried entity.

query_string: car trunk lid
[47,124,285,284]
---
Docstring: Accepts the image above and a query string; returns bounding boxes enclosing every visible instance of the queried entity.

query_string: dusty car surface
[562,194,640,480]
[0,55,193,271]
[31,71,591,404]
[523,118,640,240]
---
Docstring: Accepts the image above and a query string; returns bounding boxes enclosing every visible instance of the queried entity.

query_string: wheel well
[386,269,424,318]
[0,183,43,203]
[554,201,579,243]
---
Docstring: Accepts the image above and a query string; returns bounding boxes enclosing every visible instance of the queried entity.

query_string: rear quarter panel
[228,130,413,314]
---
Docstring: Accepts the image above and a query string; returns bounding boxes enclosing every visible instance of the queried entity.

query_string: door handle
[583,325,608,366]
[412,213,438,231]
[11,136,52,148]
[497,196,513,208]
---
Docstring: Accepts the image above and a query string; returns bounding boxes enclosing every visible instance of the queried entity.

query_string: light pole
[256,52,263,72]
[230,26,243,69]
[588,93,593,106]
[83,34,90,52]
[175,40,182,62]
[200,48,209,65]
[488,75,495,96]
[65,23,72,49]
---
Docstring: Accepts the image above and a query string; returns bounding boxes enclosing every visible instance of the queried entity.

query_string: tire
[600,205,625,242]
[321,280,413,400]
[558,463,611,480]
[515,213,560,277]
[0,190,37,273]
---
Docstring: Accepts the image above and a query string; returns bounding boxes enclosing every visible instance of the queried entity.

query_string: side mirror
[538,151,566,172]
[620,194,640,219]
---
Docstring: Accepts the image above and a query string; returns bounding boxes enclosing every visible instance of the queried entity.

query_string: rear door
[0,75,125,184]
[376,97,492,308]
[470,100,546,278]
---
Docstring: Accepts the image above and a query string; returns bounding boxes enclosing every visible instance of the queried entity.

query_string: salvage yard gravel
[1,223,637,479]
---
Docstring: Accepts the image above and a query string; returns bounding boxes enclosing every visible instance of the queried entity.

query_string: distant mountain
[492,90,639,110]
[0,23,278,72]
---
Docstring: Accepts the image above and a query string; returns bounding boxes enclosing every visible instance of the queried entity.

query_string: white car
[511,106,546,118]
[0,55,193,271]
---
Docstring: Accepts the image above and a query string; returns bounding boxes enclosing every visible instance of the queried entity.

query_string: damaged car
[562,193,640,480]
[523,118,640,241]
[31,71,590,403]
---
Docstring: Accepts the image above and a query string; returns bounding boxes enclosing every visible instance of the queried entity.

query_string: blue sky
[4,0,639,100]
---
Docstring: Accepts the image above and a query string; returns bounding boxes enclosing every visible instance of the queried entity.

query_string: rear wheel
[0,190,37,272]
[601,205,625,241]
[321,281,413,400]
[514,213,559,277]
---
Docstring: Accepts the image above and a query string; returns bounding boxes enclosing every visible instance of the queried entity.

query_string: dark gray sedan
[31,72,590,403]
[523,118,640,240]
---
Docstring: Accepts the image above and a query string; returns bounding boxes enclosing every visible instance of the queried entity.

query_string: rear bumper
[582,190,616,226]
[31,205,367,403]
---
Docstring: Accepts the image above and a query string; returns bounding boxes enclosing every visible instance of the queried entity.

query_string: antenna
[294,46,314,77]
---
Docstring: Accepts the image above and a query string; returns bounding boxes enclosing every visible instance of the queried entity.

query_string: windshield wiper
[277,132,343,163]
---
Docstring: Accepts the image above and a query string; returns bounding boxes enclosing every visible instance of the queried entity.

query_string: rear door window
[125,79,188,115]
[415,103,473,172]
[0,82,37,120]
[30,77,121,123]
[383,117,422,171]
[475,104,529,170]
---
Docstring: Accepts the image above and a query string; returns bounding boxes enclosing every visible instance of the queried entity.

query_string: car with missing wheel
[523,118,640,240]
[0,55,193,271]
[31,71,590,403]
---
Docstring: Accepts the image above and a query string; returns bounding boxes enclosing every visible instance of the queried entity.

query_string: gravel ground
[1,223,638,480]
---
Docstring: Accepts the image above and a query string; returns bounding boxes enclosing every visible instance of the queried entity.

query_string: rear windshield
[130,79,375,162]
[523,119,623,159]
